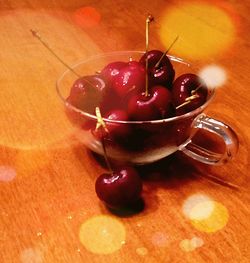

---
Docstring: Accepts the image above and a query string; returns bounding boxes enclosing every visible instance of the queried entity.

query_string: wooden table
[1,0,249,262]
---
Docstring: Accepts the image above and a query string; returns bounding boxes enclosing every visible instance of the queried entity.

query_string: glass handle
[179,114,239,165]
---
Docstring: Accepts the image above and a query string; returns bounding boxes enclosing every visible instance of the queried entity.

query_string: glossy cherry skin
[128,85,173,121]
[172,73,208,115]
[92,109,130,142]
[139,50,175,87]
[139,50,169,68]
[128,93,159,121]
[104,109,130,138]
[150,64,175,87]
[66,75,106,114]
[112,61,146,98]
[95,166,143,209]
[151,86,174,118]
[100,61,127,85]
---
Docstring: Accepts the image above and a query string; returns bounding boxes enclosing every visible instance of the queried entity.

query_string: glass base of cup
[75,130,178,164]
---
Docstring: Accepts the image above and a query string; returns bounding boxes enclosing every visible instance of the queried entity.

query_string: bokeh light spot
[79,215,126,255]
[20,248,43,263]
[179,239,195,252]
[74,6,101,28]
[191,201,229,233]
[189,201,215,221]
[183,194,229,233]
[182,194,213,220]
[180,237,204,252]
[190,236,204,248]
[199,65,227,88]
[151,232,169,247]
[0,166,16,182]
[160,3,235,59]
[36,232,43,237]
[136,247,148,256]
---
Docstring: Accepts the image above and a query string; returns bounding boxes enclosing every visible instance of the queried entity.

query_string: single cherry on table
[95,166,143,209]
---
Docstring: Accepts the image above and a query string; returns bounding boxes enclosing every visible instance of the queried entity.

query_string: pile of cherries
[66,49,208,210]
[67,50,208,124]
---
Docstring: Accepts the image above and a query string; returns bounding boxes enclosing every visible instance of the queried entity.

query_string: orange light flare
[159,1,239,60]
[73,6,101,28]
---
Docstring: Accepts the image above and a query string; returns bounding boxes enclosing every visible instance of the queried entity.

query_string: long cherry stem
[145,15,154,97]
[30,29,97,88]
[95,107,113,173]
[31,29,81,78]
[100,136,113,173]
[194,172,241,191]
[155,35,179,68]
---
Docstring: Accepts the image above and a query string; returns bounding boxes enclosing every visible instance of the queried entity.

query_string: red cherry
[150,86,173,117]
[127,60,142,67]
[100,61,127,85]
[99,88,125,114]
[66,75,106,127]
[112,61,146,98]
[128,93,159,121]
[149,64,175,87]
[139,50,168,68]
[128,86,173,121]
[140,50,175,87]
[104,109,130,138]
[67,75,106,113]
[172,73,208,115]
[95,166,143,209]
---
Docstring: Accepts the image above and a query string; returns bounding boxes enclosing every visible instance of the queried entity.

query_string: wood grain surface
[0,0,250,262]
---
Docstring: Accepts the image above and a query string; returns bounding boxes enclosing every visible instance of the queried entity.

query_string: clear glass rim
[56,51,215,124]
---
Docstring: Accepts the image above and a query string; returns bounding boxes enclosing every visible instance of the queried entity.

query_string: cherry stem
[145,14,154,97]
[95,107,113,173]
[30,29,97,89]
[155,35,179,68]
[194,171,241,191]
[100,136,113,174]
[176,94,199,110]
[31,29,81,77]
[191,83,203,94]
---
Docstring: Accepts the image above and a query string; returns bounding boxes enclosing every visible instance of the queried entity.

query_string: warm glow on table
[160,2,236,60]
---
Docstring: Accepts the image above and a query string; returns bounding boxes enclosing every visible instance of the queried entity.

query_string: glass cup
[56,51,238,165]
